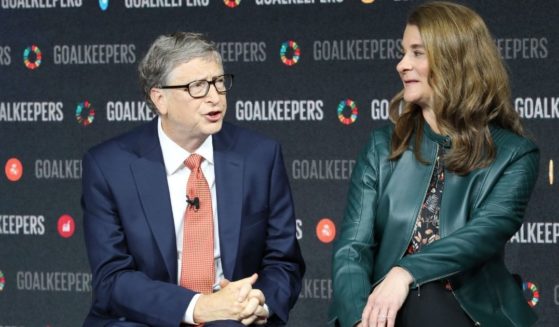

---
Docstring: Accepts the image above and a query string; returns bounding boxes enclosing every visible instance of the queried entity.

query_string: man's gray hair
[138,32,222,113]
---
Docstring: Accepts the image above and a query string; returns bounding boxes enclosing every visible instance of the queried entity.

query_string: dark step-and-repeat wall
[0,1,557,326]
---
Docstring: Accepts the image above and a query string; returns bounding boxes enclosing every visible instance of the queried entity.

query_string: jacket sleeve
[397,139,539,287]
[82,151,193,327]
[252,143,306,325]
[329,134,380,327]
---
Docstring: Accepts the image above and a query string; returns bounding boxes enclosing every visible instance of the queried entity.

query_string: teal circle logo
[99,0,109,11]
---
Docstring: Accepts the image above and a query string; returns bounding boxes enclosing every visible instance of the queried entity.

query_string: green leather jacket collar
[423,120,452,148]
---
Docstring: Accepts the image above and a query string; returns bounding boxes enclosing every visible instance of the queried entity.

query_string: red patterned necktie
[180,153,215,294]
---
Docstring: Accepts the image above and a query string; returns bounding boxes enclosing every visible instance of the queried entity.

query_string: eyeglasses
[159,74,234,99]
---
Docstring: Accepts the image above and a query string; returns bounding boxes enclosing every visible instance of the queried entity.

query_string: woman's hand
[361,267,413,327]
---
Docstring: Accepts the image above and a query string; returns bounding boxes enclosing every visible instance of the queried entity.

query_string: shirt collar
[158,117,214,175]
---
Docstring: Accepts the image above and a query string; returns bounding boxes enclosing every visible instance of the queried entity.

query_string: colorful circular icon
[280,40,301,66]
[75,100,95,126]
[99,0,109,10]
[5,157,23,182]
[0,271,5,291]
[57,214,76,238]
[337,99,359,125]
[23,45,42,70]
[316,218,336,243]
[224,0,240,8]
[523,282,539,307]
[361,0,375,3]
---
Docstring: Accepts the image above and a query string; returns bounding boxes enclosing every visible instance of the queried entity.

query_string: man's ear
[150,88,167,115]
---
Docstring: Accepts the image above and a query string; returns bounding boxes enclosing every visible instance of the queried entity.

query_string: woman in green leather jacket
[330,2,539,327]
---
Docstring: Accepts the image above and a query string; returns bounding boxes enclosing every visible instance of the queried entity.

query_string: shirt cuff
[263,303,270,317]
[184,296,270,324]
[184,293,201,324]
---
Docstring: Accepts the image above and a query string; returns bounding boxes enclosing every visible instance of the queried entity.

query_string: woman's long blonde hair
[389,1,524,174]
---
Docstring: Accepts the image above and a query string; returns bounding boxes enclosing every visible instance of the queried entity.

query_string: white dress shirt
[158,118,223,323]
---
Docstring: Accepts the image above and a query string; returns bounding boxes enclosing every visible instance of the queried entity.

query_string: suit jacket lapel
[129,120,178,282]
[213,123,244,279]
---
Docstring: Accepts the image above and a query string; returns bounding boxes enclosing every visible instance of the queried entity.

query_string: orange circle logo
[316,218,336,243]
[5,158,23,182]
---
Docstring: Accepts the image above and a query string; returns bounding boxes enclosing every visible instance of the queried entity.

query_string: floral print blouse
[407,146,445,255]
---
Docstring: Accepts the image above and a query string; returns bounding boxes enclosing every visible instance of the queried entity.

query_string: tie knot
[185,153,203,171]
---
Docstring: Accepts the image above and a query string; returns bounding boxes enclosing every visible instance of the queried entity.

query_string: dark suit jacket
[82,119,305,327]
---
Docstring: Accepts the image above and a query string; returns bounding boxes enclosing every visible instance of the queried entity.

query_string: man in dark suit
[82,32,305,327]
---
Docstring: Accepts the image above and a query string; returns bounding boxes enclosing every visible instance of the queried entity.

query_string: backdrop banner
[0,1,557,326]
